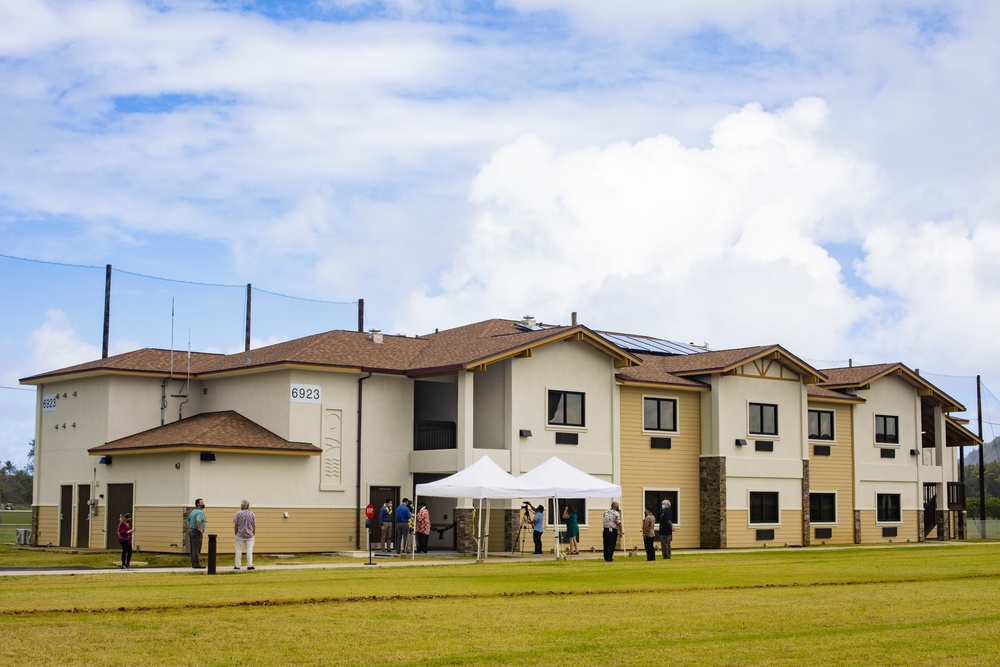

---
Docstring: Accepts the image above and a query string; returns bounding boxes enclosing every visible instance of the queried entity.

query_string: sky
[3,0,1000,469]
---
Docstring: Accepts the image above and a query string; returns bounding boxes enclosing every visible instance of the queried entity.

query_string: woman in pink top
[118,513,134,569]
[415,502,431,553]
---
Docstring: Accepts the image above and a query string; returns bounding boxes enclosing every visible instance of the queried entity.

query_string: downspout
[356,371,372,547]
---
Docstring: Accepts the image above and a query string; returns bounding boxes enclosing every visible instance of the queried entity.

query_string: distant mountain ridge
[966,436,1000,465]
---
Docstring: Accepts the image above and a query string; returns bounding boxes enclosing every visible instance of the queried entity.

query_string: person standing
[378,499,394,552]
[562,504,580,555]
[532,505,545,555]
[642,507,657,562]
[415,501,431,553]
[602,501,622,562]
[659,500,675,559]
[233,499,256,570]
[188,498,207,569]
[118,512,134,570]
[395,498,412,554]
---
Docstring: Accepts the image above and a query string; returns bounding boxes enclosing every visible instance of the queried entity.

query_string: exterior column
[699,456,726,548]
[801,460,811,547]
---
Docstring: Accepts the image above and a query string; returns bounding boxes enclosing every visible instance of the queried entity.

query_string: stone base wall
[801,460,811,547]
[454,508,477,554]
[699,456,726,549]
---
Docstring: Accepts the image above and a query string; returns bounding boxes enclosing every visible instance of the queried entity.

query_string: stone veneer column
[853,510,861,544]
[801,460,810,547]
[699,456,726,549]
[917,509,925,542]
[504,509,523,552]
[957,510,966,539]
[455,508,477,554]
[935,509,949,541]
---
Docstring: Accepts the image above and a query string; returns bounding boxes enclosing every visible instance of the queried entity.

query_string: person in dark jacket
[659,500,675,559]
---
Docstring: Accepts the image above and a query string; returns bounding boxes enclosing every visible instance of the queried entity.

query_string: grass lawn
[1,543,998,666]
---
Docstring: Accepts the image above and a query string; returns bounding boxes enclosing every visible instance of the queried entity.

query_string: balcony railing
[948,482,965,510]
[414,420,456,451]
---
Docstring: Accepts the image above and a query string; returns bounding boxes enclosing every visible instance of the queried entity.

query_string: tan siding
[859,510,919,543]
[808,403,855,544]
[129,506,361,554]
[132,506,186,553]
[726,510,802,548]
[35,505,58,546]
[619,386,701,548]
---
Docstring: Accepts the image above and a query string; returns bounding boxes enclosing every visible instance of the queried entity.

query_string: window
[643,397,677,432]
[749,403,778,436]
[876,494,901,523]
[809,493,836,523]
[547,498,587,527]
[548,390,585,427]
[749,491,779,524]
[808,409,835,440]
[644,490,678,524]
[875,415,898,444]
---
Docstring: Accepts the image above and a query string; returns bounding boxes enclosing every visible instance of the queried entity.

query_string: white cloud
[29,310,102,372]
[404,97,878,353]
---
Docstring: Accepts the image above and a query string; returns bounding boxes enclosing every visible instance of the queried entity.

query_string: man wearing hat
[395,498,412,554]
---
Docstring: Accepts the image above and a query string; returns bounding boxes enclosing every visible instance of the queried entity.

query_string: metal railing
[414,420,457,451]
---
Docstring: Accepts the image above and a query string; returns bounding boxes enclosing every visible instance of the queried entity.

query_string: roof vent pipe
[369,328,383,344]
[522,315,536,328]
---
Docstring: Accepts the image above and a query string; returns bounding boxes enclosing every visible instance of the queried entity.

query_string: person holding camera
[532,504,544,554]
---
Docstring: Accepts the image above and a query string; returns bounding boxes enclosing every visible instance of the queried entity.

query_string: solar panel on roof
[597,332,703,355]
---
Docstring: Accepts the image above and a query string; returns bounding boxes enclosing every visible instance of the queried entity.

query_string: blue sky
[2,0,1000,468]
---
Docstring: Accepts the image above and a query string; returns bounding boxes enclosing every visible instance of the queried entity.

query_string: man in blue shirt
[532,505,544,555]
[395,498,412,554]
[188,498,207,569]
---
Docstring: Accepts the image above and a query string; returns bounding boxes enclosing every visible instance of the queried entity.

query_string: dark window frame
[875,415,899,444]
[749,402,779,437]
[809,493,837,523]
[643,396,678,433]
[547,498,587,528]
[643,490,678,526]
[548,390,586,428]
[808,409,835,441]
[876,493,901,523]
[749,491,779,524]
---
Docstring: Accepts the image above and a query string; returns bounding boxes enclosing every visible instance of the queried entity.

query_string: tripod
[511,504,535,555]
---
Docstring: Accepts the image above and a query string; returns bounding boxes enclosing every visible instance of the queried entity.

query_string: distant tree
[26,440,34,475]
[0,447,33,506]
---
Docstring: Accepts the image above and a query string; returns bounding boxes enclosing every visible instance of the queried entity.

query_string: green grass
[1,543,999,666]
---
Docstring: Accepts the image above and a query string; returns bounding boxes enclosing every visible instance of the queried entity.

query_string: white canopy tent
[413,455,623,560]
[413,456,528,560]
[516,456,624,557]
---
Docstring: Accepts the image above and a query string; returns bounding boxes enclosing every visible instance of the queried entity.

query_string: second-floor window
[643,397,677,432]
[749,402,778,436]
[548,390,585,427]
[808,409,835,440]
[875,415,899,444]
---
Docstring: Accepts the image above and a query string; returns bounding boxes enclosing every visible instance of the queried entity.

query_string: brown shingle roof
[20,349,226,383]
[616,354,710,389]
[22,318,641,383]
[631,345,826,384]
[89,411,319,455]
[806,384,865,403]
[819,363,964,412]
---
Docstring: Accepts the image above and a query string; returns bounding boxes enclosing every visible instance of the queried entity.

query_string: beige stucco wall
[511,340,617,476]
[619,385,701,549]
[807,401,855,544]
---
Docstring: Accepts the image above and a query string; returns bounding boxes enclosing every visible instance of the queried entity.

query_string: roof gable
[89,411,319,455]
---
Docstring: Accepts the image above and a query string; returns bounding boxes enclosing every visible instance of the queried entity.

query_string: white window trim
[544,387,588,433]
[746,400,781,441]
[747,489,781,527]
[641,395,680,436]
[809,490,838,526]
[643,487,681,528]
[874,492,903,525]
[807,408,836,443]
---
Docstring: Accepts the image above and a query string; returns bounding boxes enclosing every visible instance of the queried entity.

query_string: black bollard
[207,534,217,574]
